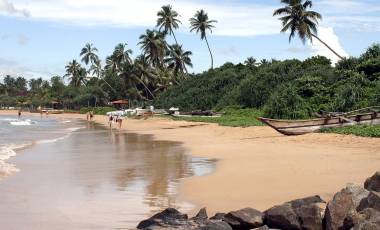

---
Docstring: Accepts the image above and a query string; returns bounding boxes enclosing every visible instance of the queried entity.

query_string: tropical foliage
[155,44,380,119]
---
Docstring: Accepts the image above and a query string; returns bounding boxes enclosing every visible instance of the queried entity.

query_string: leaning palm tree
[157,5,181,45]
[165,44,193,75]
[190,9,217,69]
[138,30,167,68]
[273,0,343,60]
[80,43,99,65]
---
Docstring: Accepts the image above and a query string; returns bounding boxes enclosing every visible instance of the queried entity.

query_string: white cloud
[10,0,280,37]
[309,27,349,64]
[0,0,30,17]
[0,57,55,79]
[17,34,29,46]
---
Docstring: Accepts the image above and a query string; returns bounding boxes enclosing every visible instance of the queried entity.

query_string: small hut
[111,99,129,109]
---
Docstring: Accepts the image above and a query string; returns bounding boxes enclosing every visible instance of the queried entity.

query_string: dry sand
[2,110,380,215]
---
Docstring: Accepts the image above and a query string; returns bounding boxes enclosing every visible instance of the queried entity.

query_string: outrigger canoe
[258,107,380,136]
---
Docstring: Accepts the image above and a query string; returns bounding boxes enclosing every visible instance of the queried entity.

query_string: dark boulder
[343,208,380,230]
[364,171,380,192]
[224,208,264,230]
[137,208,188,229]
[210,213,226,221]
[199,220,233,230]
[323,185,369,230]
[264,195,325,230]
[358,191,380,212]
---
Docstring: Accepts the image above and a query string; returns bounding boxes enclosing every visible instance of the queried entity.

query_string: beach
[1,110,380,228]
[12,111,380,211]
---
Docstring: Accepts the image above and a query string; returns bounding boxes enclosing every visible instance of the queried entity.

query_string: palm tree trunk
[204,35,214,69]
[311,34,344,60]
[171,29,179,46]
[136,78,155,99]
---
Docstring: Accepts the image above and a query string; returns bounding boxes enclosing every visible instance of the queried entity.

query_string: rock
[323,185,369,230]
[343,208,380,230]
[264,195,325,230]
[137,208,188,229]
[364,171,380,192]
[192,208,208,223]
[210,213,226,220]
[224,208,264,230]
[358,191,380,212]
[252,225,270,230]
[200,220,233,230]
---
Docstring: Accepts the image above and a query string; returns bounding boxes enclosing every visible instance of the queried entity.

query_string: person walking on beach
[118,116,123,129]
[18,110,21,118]
[109,115,113,129]
[89,111,94,121]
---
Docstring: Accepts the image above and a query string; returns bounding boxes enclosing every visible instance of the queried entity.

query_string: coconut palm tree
[64,60,87,87]
[138,30,167,68]
[244,57,258,67]
[190,9,217,69]
[165,44,193,75]
[80,43,99,65]
[105,43,133,72]
[273,0,343,60]
[157,5,181,45]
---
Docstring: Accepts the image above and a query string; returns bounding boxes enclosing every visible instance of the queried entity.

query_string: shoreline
[1,110,380,216]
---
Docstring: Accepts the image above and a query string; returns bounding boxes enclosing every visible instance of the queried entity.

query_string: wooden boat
[258,107,380,136]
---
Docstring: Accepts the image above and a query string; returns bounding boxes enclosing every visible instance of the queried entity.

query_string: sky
[0,0,379,80]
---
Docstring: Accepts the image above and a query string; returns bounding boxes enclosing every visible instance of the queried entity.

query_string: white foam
[36,126,83,144]
[0,146,16,161]
[10,119,36,126]
[0,160,19,178]
[66,127,84,132]
[37,136,67,144]
[0,144,27,179]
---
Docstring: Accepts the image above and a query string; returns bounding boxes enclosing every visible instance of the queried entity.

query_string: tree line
[0,0,372,113]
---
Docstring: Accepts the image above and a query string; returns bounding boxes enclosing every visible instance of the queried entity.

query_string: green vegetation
[155,44,380,120]
[321,125,380,138]
[170,107,264,127]
[0,1,379,137]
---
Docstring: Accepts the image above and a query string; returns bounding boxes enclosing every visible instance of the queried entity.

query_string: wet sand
[0,114,214,229]
[2,110,380,218]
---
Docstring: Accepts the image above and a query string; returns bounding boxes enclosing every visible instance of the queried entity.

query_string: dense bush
[154,44,380,119]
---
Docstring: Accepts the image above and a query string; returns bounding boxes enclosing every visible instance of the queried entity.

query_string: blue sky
[0,0,379,79]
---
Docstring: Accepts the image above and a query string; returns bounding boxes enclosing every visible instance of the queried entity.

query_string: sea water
[0,115,216,229]
[0,114,83,178]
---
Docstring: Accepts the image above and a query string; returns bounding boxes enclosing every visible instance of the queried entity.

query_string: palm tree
[105,43,133,72]
[273,0,343,60]
[190,9,217,69]
[138,30,167,68]
[64,60,86,87]
[244,57,258,67]
[165,44,193,75]
[80,43,99,65]
[157,5,181,45]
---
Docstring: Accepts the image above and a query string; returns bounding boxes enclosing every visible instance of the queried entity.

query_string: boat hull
[259,112,380,135]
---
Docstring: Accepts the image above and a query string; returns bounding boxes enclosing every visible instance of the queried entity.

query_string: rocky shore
[136,171,380,230]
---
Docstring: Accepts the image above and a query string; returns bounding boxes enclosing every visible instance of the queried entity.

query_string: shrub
[264,85,309,119]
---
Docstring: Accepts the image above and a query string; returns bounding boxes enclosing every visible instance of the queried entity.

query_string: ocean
[0,114,215,229]
[0,114,83,178]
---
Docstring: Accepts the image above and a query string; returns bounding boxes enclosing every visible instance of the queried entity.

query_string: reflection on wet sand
[0,122,215,229]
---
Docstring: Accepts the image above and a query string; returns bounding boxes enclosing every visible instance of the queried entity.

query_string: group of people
[108,115,123,129]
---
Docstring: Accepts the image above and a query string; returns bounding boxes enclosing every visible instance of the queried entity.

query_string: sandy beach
[2,110,380,216]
